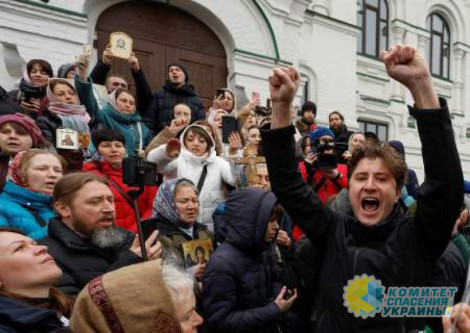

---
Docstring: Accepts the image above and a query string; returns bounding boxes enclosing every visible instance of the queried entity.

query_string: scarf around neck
[46,80,90,133]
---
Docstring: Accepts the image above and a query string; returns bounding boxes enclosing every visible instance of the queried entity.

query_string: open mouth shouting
[361,197,380,212]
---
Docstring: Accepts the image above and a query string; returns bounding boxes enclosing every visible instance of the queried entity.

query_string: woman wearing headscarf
[35,78,91,149]
[143,178,214,280]
[70,260,203,332]
[9,59,53,116]
[0,149,66,240]
[73,51,151,157]
[147,124,238,230]
[56,63,76,79]
[0,227,74,332]
[82,128,156,233]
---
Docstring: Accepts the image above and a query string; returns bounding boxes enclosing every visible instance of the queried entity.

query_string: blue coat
[0,295,66,333]
[203,189,289,333]
[0,181,55,240]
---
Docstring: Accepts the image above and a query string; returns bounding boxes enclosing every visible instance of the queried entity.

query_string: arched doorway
[95,1,227,109]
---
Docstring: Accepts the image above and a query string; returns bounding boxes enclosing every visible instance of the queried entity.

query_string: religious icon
[56,128,79,150]
[109,32,133,60]
[181,238,213,270]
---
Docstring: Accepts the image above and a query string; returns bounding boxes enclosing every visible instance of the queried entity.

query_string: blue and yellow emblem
[343,274,384,318]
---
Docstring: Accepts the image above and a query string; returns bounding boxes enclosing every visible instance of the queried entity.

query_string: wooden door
[95,2,227,110]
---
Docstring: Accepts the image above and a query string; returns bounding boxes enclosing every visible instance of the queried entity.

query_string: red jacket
[82,162,158,233]
[293,161,348,241]
[299,161,348,204]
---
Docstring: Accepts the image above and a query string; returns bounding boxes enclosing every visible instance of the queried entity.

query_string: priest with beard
[39,172,162,296]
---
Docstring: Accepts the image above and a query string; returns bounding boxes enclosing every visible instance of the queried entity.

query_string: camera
[255,98,272,116]
[311,142,348,170]
[122,156,157,187]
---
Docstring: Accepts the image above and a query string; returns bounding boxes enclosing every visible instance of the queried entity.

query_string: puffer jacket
[0,181,55,240]
[143,81,205,135]
[203,189,302,333]
[147,125,237,231]
[261,100,464,332]
[82,161,157,233]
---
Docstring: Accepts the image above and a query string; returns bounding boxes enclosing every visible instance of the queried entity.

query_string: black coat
[143,81,205,135]
[0,296,66,333]
[35,109,62,144]
[39,218,142,296]
[261,100,464,332]
[0,86,22,115]
[203,189,304,333]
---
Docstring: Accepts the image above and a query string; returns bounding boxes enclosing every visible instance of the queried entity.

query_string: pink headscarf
[23,70,48,88]
[46,79,90,123]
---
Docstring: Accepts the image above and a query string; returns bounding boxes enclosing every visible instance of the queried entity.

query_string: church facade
[1,0,469,179]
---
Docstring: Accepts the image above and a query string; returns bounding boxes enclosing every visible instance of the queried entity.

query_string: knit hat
[301,101,317,116]
[167,62,189,83]
[57,63,76,78]
[0,113,45,147]
[309,126,334,143]
[387,140,405,158]
[70,259,182,332]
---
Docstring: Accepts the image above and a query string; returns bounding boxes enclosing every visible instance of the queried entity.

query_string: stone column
[391,26,405,100]
[452,48,465,114]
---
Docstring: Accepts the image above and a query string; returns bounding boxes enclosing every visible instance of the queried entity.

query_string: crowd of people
[0,42,470,333]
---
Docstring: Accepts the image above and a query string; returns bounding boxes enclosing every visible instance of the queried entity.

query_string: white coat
[147,125,238,231]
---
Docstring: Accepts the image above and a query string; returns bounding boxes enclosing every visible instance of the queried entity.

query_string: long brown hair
[0,227,74,317]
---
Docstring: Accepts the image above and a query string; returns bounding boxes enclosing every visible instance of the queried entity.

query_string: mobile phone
[222,116,238,144]
[216,88,226,98]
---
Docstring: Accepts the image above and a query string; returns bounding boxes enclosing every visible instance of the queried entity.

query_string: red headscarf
[7,150,28,187]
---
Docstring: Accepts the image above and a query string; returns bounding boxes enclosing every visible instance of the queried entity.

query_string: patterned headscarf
[153,179,182,225]
[7,150,28,187]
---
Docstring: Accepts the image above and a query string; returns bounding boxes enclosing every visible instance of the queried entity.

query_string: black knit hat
[301,101,317,116]
[167,62,189,83]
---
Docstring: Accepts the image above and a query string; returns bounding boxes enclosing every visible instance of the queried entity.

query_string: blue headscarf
[153,179,198,233]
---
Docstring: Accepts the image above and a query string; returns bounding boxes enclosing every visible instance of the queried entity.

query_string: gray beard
[91,226,126,250]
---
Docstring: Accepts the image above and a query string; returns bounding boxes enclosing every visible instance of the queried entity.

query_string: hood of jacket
[179,124,217,164]
[0,181,52,209]
[224,188,277,253]
[387,140,405,159]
